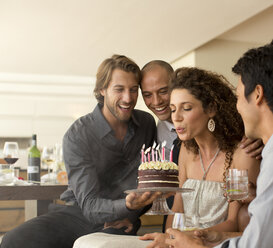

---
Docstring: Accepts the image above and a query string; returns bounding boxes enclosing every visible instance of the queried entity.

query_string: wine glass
[54,143,67,184]
[3,142,19,165]
[226,169,248,200]
[41,147,55,182]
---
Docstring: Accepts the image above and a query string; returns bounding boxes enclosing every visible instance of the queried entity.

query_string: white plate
[124,187,194,194]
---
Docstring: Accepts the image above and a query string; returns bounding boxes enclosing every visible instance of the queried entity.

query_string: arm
[206,201,241,232]
[208,147,260,232]
[63,131,141,225]
[165,144,188,230]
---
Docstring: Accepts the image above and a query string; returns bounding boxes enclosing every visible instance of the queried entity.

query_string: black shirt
[61,104,156,227]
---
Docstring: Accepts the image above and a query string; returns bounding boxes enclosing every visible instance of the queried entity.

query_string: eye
[115,88,123,92]
[183,107,192,111]
[159,89,168,95]
[142,93,152,98]
[130,87,138,93]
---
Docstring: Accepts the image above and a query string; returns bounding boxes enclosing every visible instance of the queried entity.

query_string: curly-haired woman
[165,67,259,230]
[139,67,260,248]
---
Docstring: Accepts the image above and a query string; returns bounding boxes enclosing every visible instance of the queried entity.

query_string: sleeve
[63,130,141,225]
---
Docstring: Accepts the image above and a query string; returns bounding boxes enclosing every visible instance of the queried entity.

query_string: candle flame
[144,147,151,154]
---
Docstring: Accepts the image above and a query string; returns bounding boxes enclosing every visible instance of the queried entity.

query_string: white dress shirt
[216,134,273,248]
[157,120,177,161]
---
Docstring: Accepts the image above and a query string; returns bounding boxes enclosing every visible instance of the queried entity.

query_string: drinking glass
[172,213,199,231]
[0,164,14,185]
[41,147,55,181]
[226,169,248,200]
[3,142,19,165]
[172,213,186,231]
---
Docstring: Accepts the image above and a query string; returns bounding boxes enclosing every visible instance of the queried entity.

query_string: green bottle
[28,134,41,182]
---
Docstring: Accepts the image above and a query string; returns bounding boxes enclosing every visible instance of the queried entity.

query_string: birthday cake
[137,161,179,188]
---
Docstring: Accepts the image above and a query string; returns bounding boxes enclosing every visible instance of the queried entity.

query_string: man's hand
[240,136,264,160]
[104,218,132,233]
[126,191,163,210]
[193,230,241,247]
[139,232,169,248]
[241,181,256,204]
[165,228,206,248]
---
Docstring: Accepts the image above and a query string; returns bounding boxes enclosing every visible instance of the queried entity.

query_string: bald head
[141,61,173,122]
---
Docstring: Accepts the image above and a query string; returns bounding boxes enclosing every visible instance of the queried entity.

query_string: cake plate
[125,187,194,215]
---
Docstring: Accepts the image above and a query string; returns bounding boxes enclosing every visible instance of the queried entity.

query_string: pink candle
[162,141,166,161]
[145,147,151,163]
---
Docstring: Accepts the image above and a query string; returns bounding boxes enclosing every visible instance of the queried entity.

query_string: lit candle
[170,145,174,162]
[145,147,151,163]
[141,144,145,163]
[156,145,163,162]
[162,141,166,161]
[156,144,160,161]
[152,142,156,161]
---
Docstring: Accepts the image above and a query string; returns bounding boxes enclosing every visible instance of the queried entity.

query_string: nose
[122,90,133,103]
[152,94,162,106]
[172,110,183,123]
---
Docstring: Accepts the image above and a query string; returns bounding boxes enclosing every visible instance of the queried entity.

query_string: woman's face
[170,88,212,141]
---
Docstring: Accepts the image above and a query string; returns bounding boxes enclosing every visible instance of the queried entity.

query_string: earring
[208,118,215,132]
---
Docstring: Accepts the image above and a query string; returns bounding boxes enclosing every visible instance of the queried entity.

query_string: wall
[171,39,264,86]
[195,39,263,86]
[0,73,149,155]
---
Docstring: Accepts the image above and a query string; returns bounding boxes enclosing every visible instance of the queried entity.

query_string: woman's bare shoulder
[233,146,260,184]
[233,146,260,169]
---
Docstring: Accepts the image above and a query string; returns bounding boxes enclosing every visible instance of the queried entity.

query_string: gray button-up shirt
[216,134,273,248]
[61,104,156,228]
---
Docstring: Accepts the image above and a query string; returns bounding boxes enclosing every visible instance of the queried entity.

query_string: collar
[262,134,273,159]
[162,120,175,132]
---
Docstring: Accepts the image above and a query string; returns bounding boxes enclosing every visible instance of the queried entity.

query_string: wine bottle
[28,134,41,182]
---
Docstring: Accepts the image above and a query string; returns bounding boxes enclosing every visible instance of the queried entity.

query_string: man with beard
[1,55,157,248]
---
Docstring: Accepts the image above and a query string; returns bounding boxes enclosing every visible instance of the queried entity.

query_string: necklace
[198,148,220,180]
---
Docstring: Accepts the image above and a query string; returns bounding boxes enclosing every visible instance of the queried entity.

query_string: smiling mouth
[119,104,131,111]
[154,106,168,113]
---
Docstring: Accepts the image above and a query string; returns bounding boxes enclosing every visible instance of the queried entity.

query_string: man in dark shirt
[1,55,156,248]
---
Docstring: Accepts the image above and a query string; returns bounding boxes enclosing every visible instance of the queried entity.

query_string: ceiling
[0,0,273,77]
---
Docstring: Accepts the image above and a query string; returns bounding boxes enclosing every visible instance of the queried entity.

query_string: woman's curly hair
[171,67,244,155]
